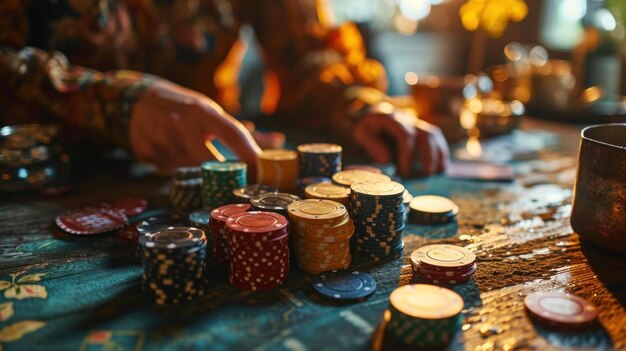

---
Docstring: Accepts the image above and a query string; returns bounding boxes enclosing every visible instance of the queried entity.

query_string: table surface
[1,119,625,351]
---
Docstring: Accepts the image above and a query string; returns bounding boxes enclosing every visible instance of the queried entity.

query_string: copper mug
[571,124,626,254]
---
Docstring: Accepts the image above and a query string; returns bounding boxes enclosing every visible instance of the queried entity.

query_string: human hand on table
[130,80,262,176]
[351,109,449,177]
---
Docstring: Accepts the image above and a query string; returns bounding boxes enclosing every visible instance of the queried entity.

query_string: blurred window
[540,0,586,50]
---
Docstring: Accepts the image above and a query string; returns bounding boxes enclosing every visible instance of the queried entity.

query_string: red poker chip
[413,270,470,285]
[102,197,148,217]
[524,291,598,328]
[56,207,129,235]
[226,211,289,234]
[116,224,139,242]
[417,263,477,279]
[211,204,251,222]
[410,245,476,272]
[230,229,289,244]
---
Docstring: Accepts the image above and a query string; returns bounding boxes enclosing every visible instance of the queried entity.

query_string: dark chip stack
[297,143,342,178]
[232,184,278,203]
[170,167,203,214]
[350,181,406,261]
[139,227,207,305]
[201,161,247,209]
[250,192,301,215]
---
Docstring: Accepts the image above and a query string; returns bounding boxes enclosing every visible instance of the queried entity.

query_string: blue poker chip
[312,270,377,300]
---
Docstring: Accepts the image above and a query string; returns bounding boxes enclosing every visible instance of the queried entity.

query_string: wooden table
[1,119,625,351]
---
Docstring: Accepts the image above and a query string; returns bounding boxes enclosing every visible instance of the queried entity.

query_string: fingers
[352,115,392,164]
[414,119,449,176]
[386,111,416,177]
[195,99,262,178]
[415,130,437,176]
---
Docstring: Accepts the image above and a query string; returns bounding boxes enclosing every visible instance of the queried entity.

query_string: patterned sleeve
[0,46,155,149]
[246,0,393,136]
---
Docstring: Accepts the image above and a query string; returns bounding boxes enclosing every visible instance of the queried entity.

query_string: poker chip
[387,284,463,348]
[232,184,278,203]
[408,195,459,225]
[209,204,251,264]
[172,166,202,180]
[135,213,188,258]
[226,211,290,291]
[331,170,391,188]
[411,244,476,270]
[189,209,214,251]
[136,213,187,238]
[288,199,355,274]
[139,227,207,305]
[116,224,139,242]
[250,192,301,214]
[256,149,299,192]
[410,245,477,285]
[524,291,598,329]
[201,161,247,209]
[55,207,129,235]
[402,190,413,222]
[297,177,332,197]
[312,270,376,300]
[297,143,342,178]
[342,164,382,174]
[304,182,351,205]
[349,181,406,261]
[103,197,148,217]
[170,176,203,214]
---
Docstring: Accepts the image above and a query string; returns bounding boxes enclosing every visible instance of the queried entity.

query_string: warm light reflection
[394,13,419,36]
[504,42,524,62]
[466,135,483,158]
[377,101,395,114]
[468,98,482,114]
[404,71,419,85]
[205,140,226,162]
[460,108,477,129]
[582,86,603,104]
[460,0,528,37]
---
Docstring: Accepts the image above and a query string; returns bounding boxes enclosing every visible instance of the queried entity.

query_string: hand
[129,79,262,177]
[351,109,449,177]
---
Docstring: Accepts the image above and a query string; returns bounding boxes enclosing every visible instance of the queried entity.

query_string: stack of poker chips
[387,284,463,349]
[226,211,290,291]
[408,195,459,224]
[304,182,351,206]
[287,199,355,274]
[402,190,413,223]
[189,209,213,253]
[201,161,247,209]
[139,227,207,305]
[350,181,406,261]
[297,143,342,178]
[256,149,299,192]
[410,244,477,285]
[296,176,331,195]
[232,184,278,203]
[331,170,391,189]
[169,166,203,214]
[250,192,301,215]
[209,204,251,264]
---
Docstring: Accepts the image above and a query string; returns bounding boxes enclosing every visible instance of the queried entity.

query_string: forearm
[0,46,155,149]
